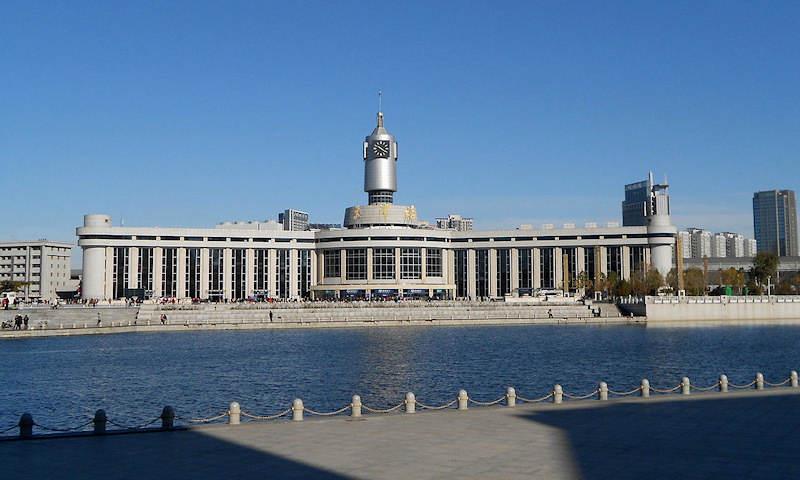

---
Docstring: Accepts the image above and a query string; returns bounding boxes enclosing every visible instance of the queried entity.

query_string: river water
[1,324,799,429]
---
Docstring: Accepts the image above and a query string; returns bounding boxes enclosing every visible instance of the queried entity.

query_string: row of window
[456,246,649,297]
[322,248,443,280]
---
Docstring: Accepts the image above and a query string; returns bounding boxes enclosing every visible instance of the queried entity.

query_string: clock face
[371,140,390,157]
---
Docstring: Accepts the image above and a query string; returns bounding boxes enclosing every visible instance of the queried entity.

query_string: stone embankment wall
[644,295,800,322]
[0,301,628,338]
[0,306,138,329]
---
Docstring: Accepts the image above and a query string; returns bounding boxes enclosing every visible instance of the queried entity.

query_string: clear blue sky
[2,1,798,256]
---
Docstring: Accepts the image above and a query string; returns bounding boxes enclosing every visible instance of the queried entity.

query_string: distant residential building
[744,238,758,257]
[678,229,757,259]
[278,209,310,231]
[677,231,692,258]
[722,232,745,258]
[435,214,473,232]
[688,227,712,258]
[0,240,73,300]
[753,190,798,256]
[710,233,727,258]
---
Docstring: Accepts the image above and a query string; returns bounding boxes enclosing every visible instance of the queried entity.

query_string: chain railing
[3,370,797,439]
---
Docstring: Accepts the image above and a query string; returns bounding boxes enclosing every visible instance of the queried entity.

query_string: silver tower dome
[363,111,398,204]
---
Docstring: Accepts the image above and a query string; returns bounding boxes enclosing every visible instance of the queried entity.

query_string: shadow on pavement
[0,428,351,480]
[519,393,800,479]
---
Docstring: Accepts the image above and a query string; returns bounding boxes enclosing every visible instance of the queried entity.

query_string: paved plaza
[2,389,799,479]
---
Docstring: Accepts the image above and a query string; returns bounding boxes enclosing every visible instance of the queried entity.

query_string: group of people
[8,314,29,330]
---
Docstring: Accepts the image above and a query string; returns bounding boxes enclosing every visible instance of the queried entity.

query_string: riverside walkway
[2,388,799,479]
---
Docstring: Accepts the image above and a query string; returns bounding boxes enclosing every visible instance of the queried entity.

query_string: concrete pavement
[2,389,799,479]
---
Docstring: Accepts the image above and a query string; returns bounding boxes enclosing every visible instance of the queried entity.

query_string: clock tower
[363,111,398,205]
[343,105,419,229]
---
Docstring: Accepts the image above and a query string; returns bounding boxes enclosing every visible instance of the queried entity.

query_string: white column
[128,246,139,290]
[200,248,210,299]
[177,248,187,299]
[152,247,163,298]
[367,247,374,282]
[395,247,402,286]
[577,247,585,274]
[554,247,563,290]
[223,248,232,300]
[340,249,346,284]
[421,247,427,280]
[599,246,608,276]
[622,245,631,280]
[467,249,477,299]
[488,248,498,297]
[289,249,299,299]
[268,249,278,297]
[510,248,519,294]
[532,247,541,289]
[246,248,256,298]
[104,246,114,300]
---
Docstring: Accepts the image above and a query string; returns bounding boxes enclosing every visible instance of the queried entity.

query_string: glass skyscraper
[753,190,798,256]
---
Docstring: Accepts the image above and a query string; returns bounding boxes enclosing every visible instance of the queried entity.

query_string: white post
[553,384,563,404]
[228,402,240,425]
[719,374,728,392]
[506,387,516,407]
[598,382,608,400]
[292,399,304,421]
[405,392,416,414]
[351,395,362,418]
[641,379,650,398]
[755,373,764,390]
[458,390,468,410]
[792,371,799,388]
[681,377,690,395]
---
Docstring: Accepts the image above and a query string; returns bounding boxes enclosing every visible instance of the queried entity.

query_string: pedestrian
[96,313,102,327]
[269,310,273,322]
[14,315,21,330]
[23,315,29,330]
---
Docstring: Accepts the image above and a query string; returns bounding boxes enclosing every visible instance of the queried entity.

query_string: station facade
[78,112,676,301]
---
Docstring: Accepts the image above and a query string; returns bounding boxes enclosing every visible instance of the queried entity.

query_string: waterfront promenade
[0,302,628,339]
[2,389,798,479]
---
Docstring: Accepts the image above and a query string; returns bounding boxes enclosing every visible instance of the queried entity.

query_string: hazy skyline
[2,1,798,251]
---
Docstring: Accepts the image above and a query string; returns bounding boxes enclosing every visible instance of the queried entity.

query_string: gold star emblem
[353,206,361,219]
[404,206,417,221]
[380,203,390,220]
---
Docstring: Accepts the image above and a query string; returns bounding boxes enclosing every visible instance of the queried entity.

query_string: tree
[630,272,647,297]
[751,252,779,286]
[645,269,665,295]
[684,268,706,296]
[720,267,746,294]
[615,279,632,297]
[0,280,27,293]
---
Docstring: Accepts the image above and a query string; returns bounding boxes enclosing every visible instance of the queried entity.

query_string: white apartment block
[0,241,74,300]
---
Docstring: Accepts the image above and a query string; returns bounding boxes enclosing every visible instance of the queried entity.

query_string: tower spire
[377,90,384,127]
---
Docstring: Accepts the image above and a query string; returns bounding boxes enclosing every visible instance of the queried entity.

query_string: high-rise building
[278,209,309,231]
[753,190,798,256]
[744,238,758,257]
[435,214,473,232]
[0,240,74,300]
[710,233,727,258]
[622,178,651,227]
[722,232,745,258]
[687,227,712,258]
[622,172,671,227]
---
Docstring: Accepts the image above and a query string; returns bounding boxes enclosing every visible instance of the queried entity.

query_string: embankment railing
[2,370,798,440]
